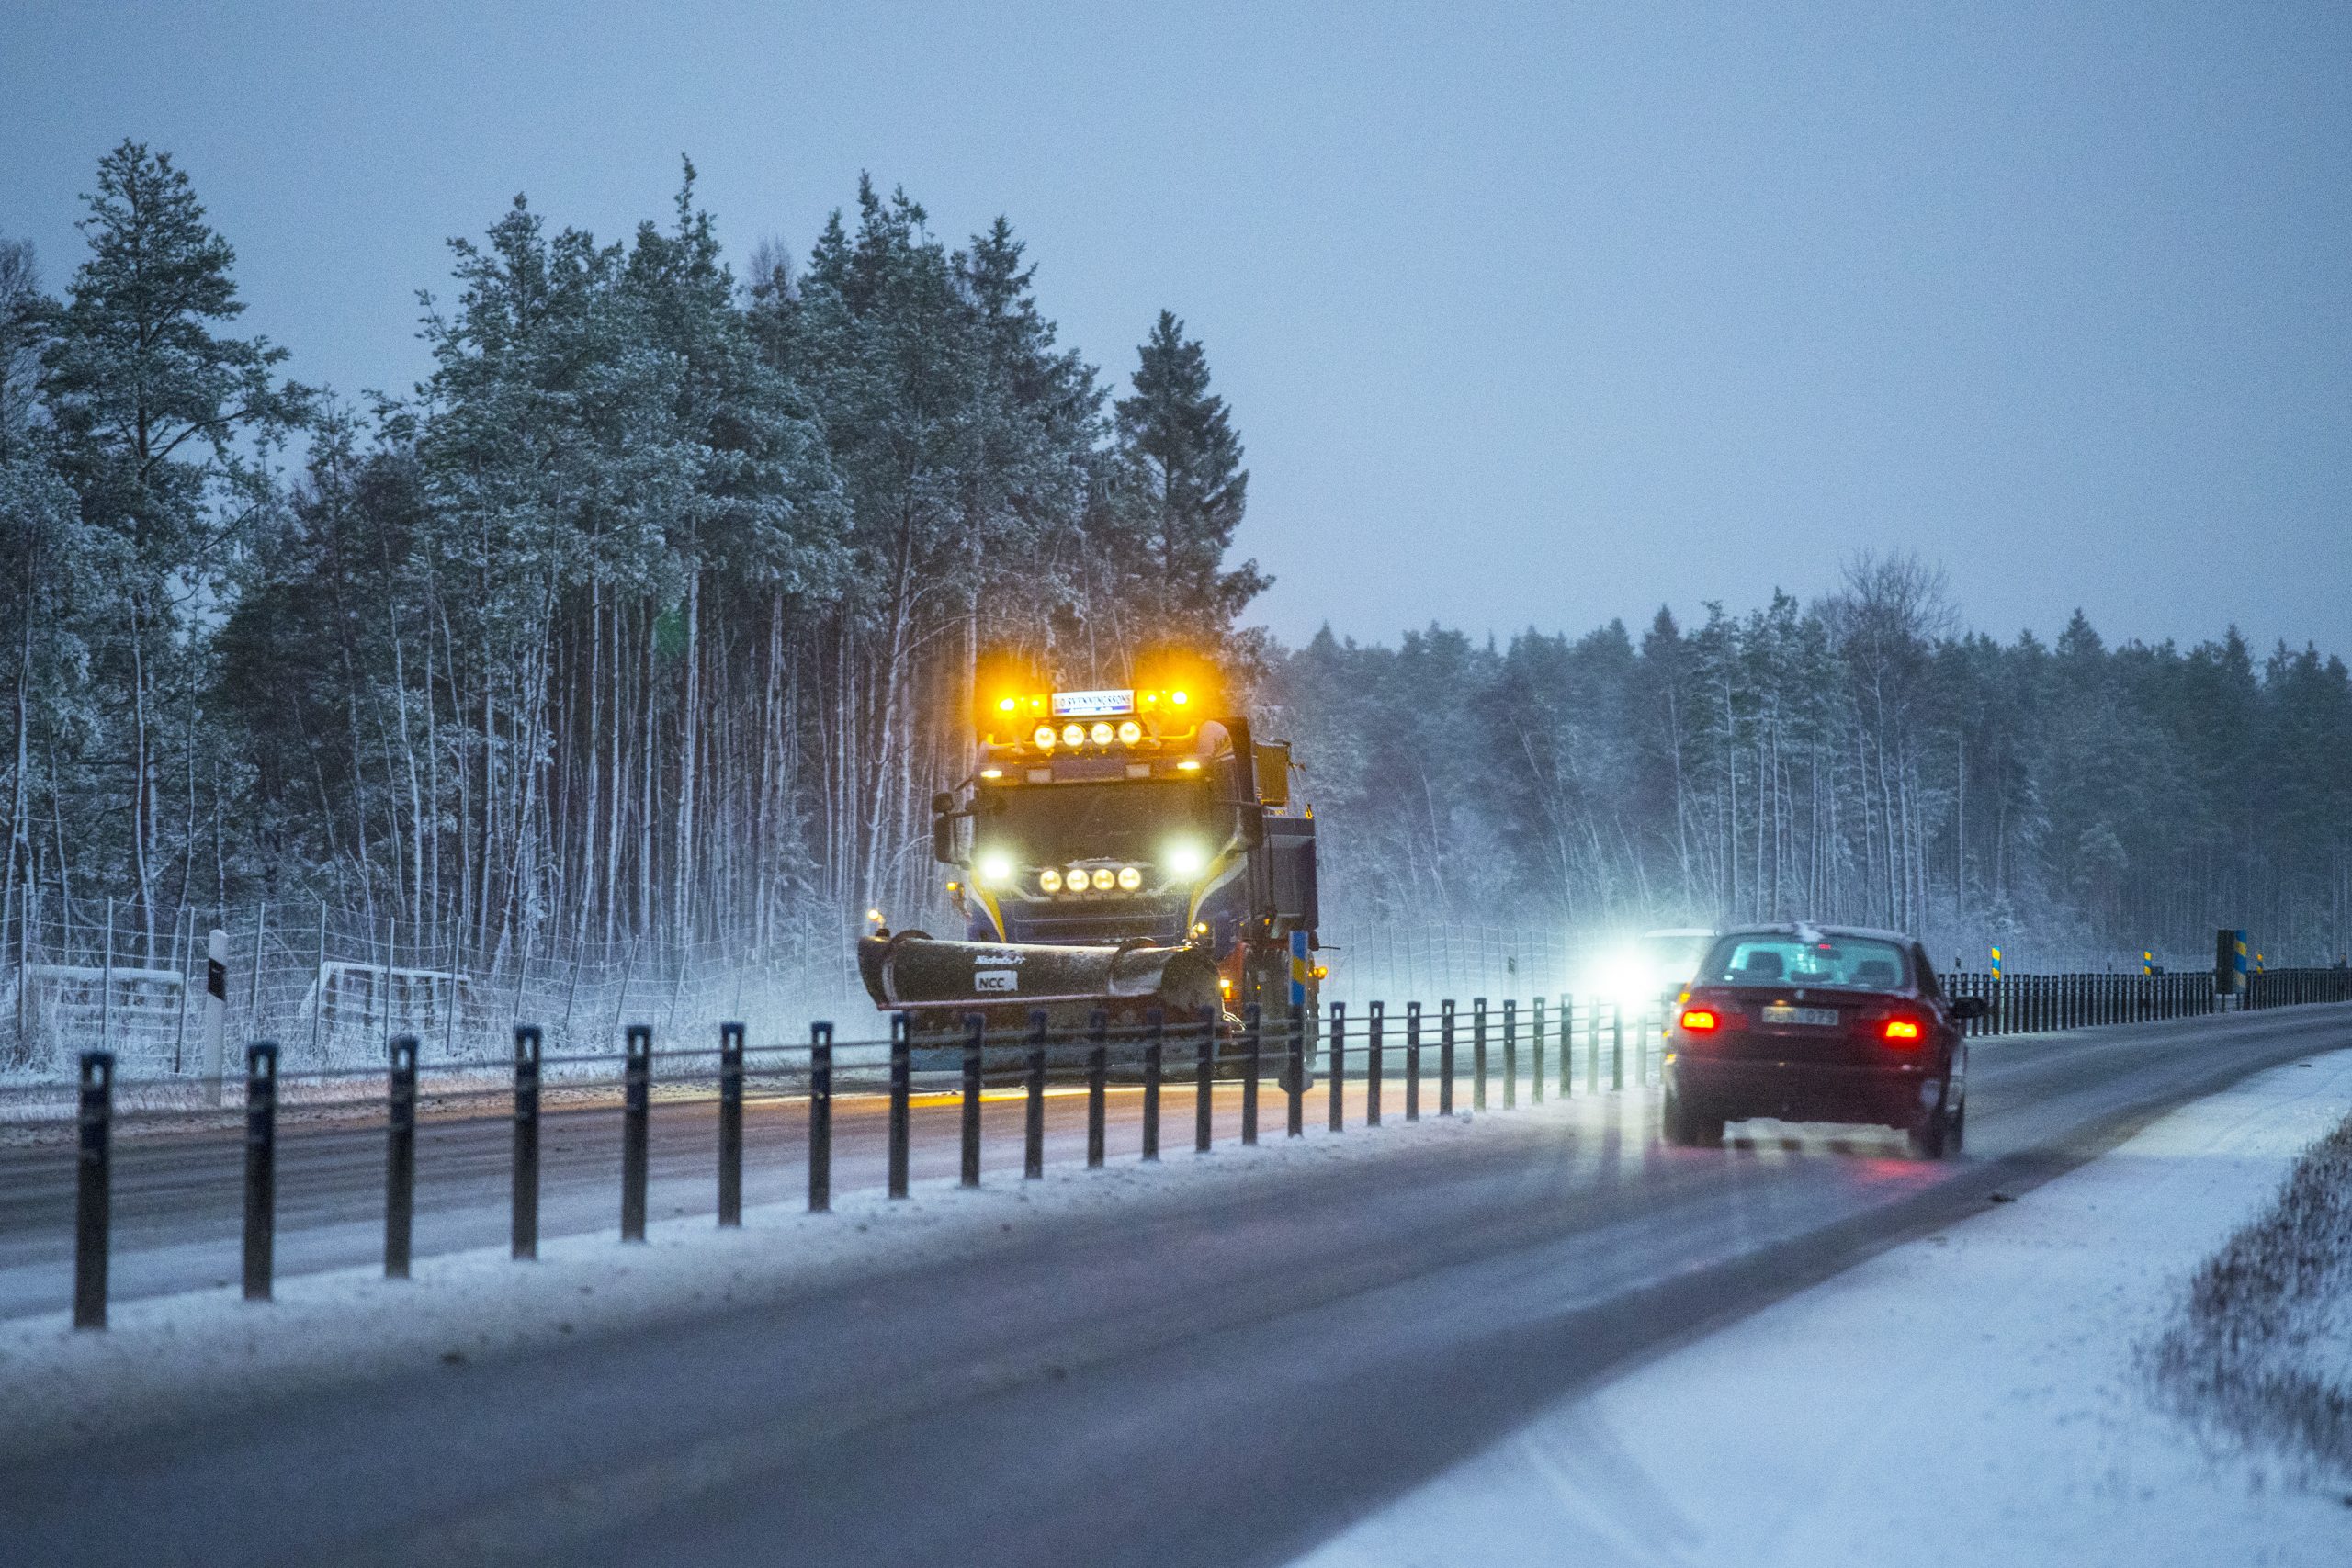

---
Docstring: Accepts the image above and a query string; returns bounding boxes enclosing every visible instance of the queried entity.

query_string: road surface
[4,1002,2345,1566]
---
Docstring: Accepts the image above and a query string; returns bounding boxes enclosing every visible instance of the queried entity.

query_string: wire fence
[0,890,873,1082]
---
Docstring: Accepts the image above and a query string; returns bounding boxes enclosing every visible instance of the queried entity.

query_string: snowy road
[4,1003,2347,1566]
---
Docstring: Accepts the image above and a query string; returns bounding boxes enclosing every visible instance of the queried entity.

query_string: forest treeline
[3,143,1261,968]
[1263,565,2352,967]
[4,141,2347,975]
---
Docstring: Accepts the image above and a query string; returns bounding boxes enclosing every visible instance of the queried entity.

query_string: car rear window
[1698,934,1909,991]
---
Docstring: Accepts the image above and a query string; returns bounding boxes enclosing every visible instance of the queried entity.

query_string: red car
[1661,923,1985,1158]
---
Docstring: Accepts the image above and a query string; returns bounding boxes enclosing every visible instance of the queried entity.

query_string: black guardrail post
[385,1035,417,1279]
[961,1014,984,1188]
[243,1041,278,1302]
[1366,1000,1385,1127]
[1472,998,1488,1111]
[622,1023,651,1240]
[888,1013,911,1199]
[1023,1010,1046,1179]
[808,1023,833,1213]
[1531,998,1545,1105]
[1405,1001,1421,1122]
[1440,998,1457,1116]
[73,1050,113,1330]
[1611,1005,1625,1091]
[1589,991,1609,1090]
[1287,1003,1306,1138]
[511,1027,538,1258]
[1328,1001,1347,1133]
[1194,1010,1214,1154]
[1087,1010,1109,1168]
[718,1021,745,1225]
[1143,1008,1163,1163]
[1502,999,1518,1111]
[380,1034,418,1279]
[1242,1004,1261,1145]
[1559,993,1574,1097]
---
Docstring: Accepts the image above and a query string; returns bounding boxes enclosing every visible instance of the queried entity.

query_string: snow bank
[1296,1050,2352,1568]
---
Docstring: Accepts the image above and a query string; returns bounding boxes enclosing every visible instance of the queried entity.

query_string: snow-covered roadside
[1296,1051,2352,1568]
[0,1084,1600,1464]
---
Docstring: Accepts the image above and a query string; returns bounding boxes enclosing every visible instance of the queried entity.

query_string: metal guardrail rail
[43,972,2352,1329]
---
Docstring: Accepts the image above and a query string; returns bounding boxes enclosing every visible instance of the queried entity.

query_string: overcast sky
[6,1,2348,659]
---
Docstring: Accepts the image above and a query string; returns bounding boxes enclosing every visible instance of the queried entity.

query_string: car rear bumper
[1665,1052,1944,1128]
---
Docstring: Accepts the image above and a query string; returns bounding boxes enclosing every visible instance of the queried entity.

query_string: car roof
[1711,922,1917,945]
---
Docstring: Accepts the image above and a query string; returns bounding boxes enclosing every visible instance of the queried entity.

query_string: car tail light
[1679,1007,1721,1034]
[1883,1017,1923,1044]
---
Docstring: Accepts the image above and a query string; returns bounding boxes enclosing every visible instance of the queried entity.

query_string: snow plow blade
[856,931,1223,1034]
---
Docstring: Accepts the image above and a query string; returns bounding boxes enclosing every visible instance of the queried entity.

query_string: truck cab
[932,682,1319,1028]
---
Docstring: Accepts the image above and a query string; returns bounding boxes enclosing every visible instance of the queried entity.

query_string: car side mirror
[1950,996,1989,1021]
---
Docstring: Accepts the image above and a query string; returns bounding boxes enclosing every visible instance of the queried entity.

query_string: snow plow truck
[855,671,1321,1060]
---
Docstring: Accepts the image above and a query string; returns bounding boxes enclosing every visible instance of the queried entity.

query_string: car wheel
[1906,1100,1949,1160]
[1662,1089,1722,1147]
[1947,1095,1965,1154]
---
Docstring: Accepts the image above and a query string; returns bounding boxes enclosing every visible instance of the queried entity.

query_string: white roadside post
[202,927,229,1106]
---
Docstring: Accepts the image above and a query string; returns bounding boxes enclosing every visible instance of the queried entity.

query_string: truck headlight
[1167,841,1205,878]
[978,852,1013,888]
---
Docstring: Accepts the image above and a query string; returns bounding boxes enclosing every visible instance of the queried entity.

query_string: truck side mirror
[931,791,956,817]
[931,815,956,864]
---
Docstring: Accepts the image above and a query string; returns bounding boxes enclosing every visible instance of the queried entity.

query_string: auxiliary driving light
[1066,864,1088,891]
[1116,720,1143,745]
[1116,866,1142,890]
[1090,868,1116,891]
[1090,721,1114,746]
[1038,868,1063,893]
[1033,725,1057,750]
[1061,723,1085,747]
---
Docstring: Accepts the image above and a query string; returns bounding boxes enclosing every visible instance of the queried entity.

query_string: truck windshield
[973,779,1225,867]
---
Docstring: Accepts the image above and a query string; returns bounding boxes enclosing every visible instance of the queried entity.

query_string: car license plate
[1762,1004,1839,1027]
